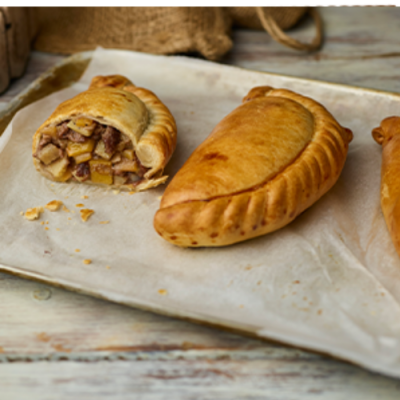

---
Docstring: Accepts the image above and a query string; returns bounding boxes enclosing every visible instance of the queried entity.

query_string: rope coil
[256,7,323,52]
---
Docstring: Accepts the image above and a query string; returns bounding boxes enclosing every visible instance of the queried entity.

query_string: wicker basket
[0,7,37,93]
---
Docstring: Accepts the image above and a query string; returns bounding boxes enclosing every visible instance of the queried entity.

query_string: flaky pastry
[372,116,400,258]
[154,86,353,247]
[32,75,177,192]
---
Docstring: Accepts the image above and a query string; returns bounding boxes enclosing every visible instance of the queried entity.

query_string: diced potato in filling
[122,149,134,160]
[47,157,71,180]
[74,152,92,164]
[67,139,95,157]
[110,153,122,164]
[113,159,139,173]
[90,160,112,175]
[89,160,113,185]
[94,140,111,160]
[37,144,61,165]
[41,126,58,138]
[67,118,96,137]
[75,118,93,127]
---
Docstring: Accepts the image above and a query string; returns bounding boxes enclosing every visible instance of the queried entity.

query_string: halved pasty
[154,86,353,247]
[32,75,177,192]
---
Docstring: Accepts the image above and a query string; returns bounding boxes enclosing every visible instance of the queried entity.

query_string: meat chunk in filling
[102,126,120,155]
[34,118,149,186]
[72,162,90,182]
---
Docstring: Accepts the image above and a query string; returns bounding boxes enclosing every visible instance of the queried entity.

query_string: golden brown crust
[32,75,177,191]
[89,74,133,90]
[372,116,400,257]
[154,86,353,247]
[123,85,177,178]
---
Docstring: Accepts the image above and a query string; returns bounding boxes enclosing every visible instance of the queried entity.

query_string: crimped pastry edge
[372,116,400,258]
[154,87,352,247]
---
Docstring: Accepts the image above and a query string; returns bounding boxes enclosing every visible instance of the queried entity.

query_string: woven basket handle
[256,7,323,52]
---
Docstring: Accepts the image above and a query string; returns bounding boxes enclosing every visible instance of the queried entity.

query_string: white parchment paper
[2,48,400,377]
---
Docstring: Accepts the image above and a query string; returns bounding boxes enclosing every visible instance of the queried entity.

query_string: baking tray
[2,48,400,378]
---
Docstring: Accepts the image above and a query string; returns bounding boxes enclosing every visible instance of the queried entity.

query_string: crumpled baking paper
[1,48,400,377]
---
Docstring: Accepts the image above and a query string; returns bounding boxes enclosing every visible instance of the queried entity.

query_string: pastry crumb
[83,259,91,265]
[157,196,162,200]
[62,206,70,213]
[99,221,109,224]
[56,228,60,231]
[24,207,43,221]
[75,249,80,253]
[158,289,168,295]
[106,265,111,269]
[129,191,135,195]
[44,227,49,231]
[75,203,84,208]
[19,211,24,216]
[113,190,120,195]
[45,221,49,225]
[81,195,89,199]
[40,221,45,225]
[45,200,63,211]
[68,217,72,220]
[80,209,94,222]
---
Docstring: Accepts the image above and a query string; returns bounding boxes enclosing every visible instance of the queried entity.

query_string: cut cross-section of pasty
[154,86,353,247]
[32,75,177,192]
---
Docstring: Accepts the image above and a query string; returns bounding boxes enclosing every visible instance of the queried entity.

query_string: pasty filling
[34,118,150,186]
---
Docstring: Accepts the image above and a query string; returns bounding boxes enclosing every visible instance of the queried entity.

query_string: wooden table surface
[2,7,400,399]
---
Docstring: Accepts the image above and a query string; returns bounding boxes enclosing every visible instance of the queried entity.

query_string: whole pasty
[32,75,177,192]
[372,116,400,257]
[154,86,353,247]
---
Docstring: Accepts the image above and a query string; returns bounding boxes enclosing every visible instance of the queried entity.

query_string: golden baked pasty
[372,116,400,257]
[154,86,353,247]
[32,75,177,192]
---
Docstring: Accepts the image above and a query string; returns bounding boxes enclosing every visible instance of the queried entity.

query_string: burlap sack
[34,7,322,62]
[34,7,233,62]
